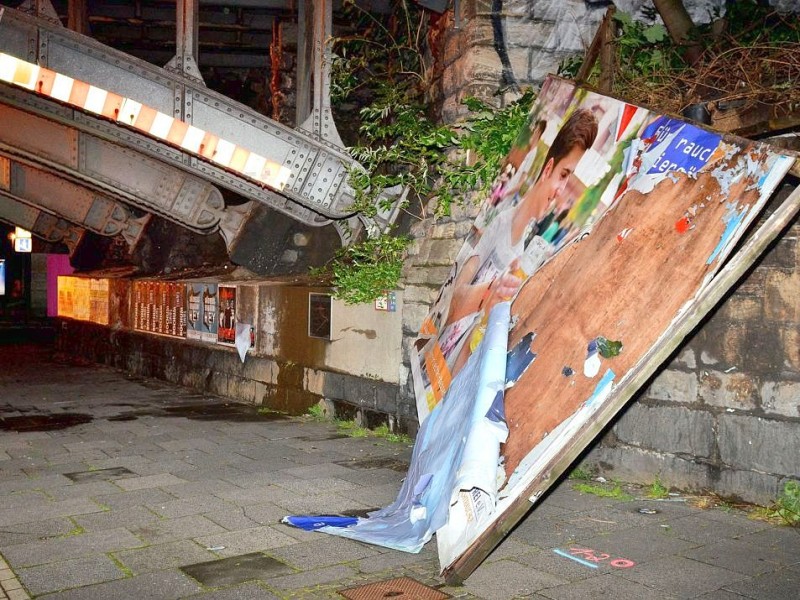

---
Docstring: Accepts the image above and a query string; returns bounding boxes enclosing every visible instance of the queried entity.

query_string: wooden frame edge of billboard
[442,177,800,585]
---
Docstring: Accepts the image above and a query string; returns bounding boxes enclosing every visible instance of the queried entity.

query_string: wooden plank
[712,103,800,138]
[576,7,616,85]
[443,173,800,584]
[597,9,616,93]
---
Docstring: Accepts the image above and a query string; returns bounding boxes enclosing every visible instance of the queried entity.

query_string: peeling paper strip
[585,369,615,407]
[706,203,747,265]
[235,322,251,363]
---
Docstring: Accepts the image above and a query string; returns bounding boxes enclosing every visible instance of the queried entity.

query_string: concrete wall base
[56,320,417,435]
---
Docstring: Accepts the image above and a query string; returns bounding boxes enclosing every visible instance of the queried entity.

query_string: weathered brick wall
[404,0,800,504]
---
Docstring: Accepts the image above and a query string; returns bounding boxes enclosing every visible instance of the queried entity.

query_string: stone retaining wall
[56,320,414,432]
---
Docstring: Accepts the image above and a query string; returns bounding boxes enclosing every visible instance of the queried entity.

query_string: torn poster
[235,322,252,363]
[290,76,793,577]
[407,76,793,574]
[284,302,510,553]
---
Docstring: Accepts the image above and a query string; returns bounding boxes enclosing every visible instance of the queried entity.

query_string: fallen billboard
[416,76,796,577]
[285,76,798,580]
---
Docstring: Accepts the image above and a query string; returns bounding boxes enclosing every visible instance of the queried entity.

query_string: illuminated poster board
[217,285,236,345]
[47,255,74,317]
[56,276,109,324]
[165,282,186,337]
[73,278,89,321]
[0,259,5,296]
[89,279,109,325]
[132,280,143,330]
[186,282,218,343]
[132,280,186,338]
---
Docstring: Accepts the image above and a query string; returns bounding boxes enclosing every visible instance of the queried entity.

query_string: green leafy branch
[438,90,536,216]
[328,233,410,305]
[323,1,535,303]
[772,480,800,527]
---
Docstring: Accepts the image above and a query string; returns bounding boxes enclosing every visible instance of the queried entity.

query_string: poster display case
[132,280,186,338]
[57,275,109,325]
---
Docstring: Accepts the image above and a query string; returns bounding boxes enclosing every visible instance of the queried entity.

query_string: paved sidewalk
[0,343,798,599]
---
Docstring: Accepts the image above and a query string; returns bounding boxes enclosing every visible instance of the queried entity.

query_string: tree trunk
[652,0,702,65]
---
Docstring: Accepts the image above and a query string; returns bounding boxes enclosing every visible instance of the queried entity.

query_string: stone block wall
[585,186,800,504]
[56,320,413,432]
[432,0,606,122]
[400,200,480,403]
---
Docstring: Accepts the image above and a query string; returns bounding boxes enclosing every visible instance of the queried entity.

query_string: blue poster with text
[642,116,722,176]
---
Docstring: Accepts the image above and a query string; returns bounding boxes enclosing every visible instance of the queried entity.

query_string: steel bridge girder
[0,6,361,224]
[0,101,233,237]
[0,153,148,248]
[0,191,85,255]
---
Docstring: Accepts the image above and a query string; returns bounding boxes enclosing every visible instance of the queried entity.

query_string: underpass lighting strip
[0,52,292,191]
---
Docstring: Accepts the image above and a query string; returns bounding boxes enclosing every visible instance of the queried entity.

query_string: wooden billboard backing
[442,177,799,584]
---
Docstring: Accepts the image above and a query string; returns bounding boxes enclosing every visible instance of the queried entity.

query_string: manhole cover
[339,577,450,600]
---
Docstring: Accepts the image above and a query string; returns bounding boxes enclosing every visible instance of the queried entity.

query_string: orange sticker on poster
[423,342,452,412]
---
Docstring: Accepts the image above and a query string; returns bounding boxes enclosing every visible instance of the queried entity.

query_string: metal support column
[295,1,313,128]
[165,0,204,83]
[67,0,88,35]
[296,0,344,147]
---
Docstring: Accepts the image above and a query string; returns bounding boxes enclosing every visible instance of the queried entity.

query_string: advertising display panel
[132,280,186,338]
[187,282,219,343]
[57,276,109,325]
[217,285,237,345]
[297,77,796,580]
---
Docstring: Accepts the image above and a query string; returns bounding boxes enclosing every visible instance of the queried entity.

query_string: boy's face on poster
[541,145,584,206]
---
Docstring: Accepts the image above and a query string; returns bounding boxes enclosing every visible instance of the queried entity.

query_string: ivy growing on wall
[323,0,535,303]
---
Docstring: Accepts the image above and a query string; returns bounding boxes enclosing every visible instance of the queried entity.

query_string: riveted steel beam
[0,72,334,234]
[0,152,149,249]
[0,192,84,255]
[0,101,261,243]
[296,0,344,147]
[0,6,361,225]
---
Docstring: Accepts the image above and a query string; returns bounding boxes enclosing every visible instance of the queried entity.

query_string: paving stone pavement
[1,343,799,599]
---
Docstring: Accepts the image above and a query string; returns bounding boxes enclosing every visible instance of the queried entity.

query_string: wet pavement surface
[1,341,799,599]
